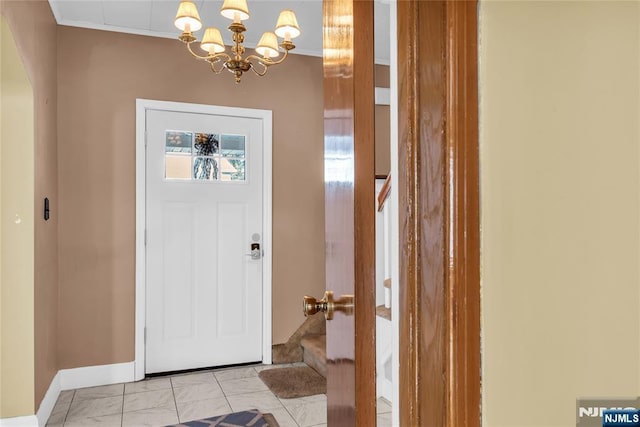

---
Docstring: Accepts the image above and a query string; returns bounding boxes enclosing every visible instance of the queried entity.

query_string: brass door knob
[303,291,354,320]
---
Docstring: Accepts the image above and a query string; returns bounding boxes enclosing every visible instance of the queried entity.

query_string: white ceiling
[48,0,390,64]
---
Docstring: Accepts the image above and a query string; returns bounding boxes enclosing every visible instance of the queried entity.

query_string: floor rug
[258,366,326,399]
[167,409,279,427]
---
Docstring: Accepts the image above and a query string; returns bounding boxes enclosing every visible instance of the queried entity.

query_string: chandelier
[174,0,302,83]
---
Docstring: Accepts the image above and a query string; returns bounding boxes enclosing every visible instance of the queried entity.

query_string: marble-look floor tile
[57,390,75,405]
[176,397,232,423]
[377,397,392,414]
[377,412,393,427]
[173,382,224,403]
[254,362,307,373]
[63,414,122,427]
[285,400,327,427]
[51,396,72,416]
[45,410,66,427]
[226,390,283,412]
[213,366,258,382]
[266,406,298,427]
[310,424,328,427]
[279,393,327,409]
[218,376,269,396]
[170,372,216,387]
[52,365,341,427]
[125,377,171,394]
[66,396,123,421]
[74,384,124,401]
[122,405,179,427]
[124,389,175,413]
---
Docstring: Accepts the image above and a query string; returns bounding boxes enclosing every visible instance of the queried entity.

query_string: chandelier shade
[174,0,301,83]
[174,1,202,32]
[220,0,250,22]
[201,28,225,54]
[256,32,280,58]
[274,9,301,40]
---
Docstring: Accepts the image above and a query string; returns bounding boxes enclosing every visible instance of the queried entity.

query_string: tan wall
[375,65,390,176]
[0,0,58,413]
[480,1,640,425]
[0,16,35,418]
[375,64,390,88]
[57,26,326,367]
[375,105,390,176]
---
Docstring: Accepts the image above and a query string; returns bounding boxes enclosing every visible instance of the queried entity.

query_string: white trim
[135,99,274,377]
[261,110,273,365]
[389,0,400,426]
[35,372,60,427]
[59,362,135,391]
[0,415,39,427]
[375,87,391,106]
[135,100,147,381]
[8,363,135,427]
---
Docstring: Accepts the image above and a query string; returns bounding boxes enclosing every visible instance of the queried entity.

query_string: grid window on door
[165,131,246,181]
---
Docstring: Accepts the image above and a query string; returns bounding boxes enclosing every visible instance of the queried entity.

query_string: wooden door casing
[323,0,376,425]
[398,1,481,426]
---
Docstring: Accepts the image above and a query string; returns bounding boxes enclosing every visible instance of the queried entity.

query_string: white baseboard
[59,361,135,391]
[1,362,136,427]
[35,372,61,426]
[0,415,39,427]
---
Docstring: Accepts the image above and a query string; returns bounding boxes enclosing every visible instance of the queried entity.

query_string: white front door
[145,108,264,374]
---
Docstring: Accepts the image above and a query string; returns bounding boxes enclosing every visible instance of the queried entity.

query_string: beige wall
[0,0,58,413]
[480,1,640,426]
[375,65,390,176]
[57,26,326,367]
[375,105,390,176]
[0,16,35,418]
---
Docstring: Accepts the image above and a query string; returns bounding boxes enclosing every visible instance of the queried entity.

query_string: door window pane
[166,155,192,179]
[195,133,219,156]
[220,135,245,158]
[221,159,245,181]
[193,157,218,180]
[166,131,192,153]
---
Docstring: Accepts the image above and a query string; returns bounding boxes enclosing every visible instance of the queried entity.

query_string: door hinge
[144,130,148,147]
[144,229,147,245]
[144,327,147,343]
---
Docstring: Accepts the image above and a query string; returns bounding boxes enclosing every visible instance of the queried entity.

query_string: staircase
[270,314,327,378]
[300,333,326,378]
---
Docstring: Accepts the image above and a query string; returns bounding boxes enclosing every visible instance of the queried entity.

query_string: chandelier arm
[244,54,273,67]
[248,61,268,77]
[185,42,231,63]
[210,60,226,74]
[247,48,291,68]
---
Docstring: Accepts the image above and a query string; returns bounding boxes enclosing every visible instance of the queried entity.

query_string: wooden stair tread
[376,305,391,320]
[377,175,392,212]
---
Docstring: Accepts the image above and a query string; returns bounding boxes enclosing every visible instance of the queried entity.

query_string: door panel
[162,202,196,340]
[145,109,263,374]
[323,0,376,425]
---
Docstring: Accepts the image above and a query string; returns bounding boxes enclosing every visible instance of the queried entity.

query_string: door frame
[134,99,273,380]
[396,1,481,425]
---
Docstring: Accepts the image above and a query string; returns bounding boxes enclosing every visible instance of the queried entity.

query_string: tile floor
[46,363,393,427]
